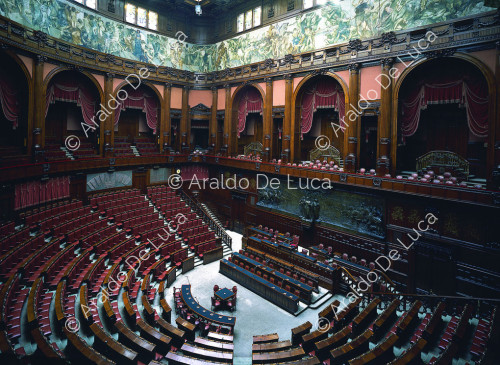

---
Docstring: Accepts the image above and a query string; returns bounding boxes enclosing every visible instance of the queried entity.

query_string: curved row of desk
[180,284,236,328]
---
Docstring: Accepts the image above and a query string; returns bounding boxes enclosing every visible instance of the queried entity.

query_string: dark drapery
[46,79,97,127]
[14,176,70,210]
[114,88,159,134]
[401,74,488,138]
[237,88,262,137]
[0,73,20,129]
[301,79,345,139]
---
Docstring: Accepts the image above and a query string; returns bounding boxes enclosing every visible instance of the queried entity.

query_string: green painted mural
[0,0,494,72]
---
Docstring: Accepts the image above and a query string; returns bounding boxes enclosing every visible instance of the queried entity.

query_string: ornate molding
[381,57,395,68]
[426,48,457,59]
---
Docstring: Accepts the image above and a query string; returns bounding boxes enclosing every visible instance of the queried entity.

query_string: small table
[214,288,236,311]
[215,288,235,301]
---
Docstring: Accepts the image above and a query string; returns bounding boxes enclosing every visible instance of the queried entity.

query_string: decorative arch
[0,50,33,153]
[291,72,350,162]
[391,53,496,179]
[112,80,163,134]
[229,83,266,155]
[43,67,105,104]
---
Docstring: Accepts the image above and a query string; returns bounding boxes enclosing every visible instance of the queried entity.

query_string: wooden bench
[252,340,292,353]
[194,337,234,352]
[351,298,381,337]
[136,318,172,352]
[315,326,352,361]
[208,332,234,343]
[114,320,156,358]
[64,327,116,365]
[252,347,306,364]
[388,337,427,364]
[349,333,398,364]
[180,343,233,363]
[291,321,312,346]
[165,351,227,364]
[330,329,373,364]
[89,322,138,364]
[176,316,196,341]
[253,333,279,344]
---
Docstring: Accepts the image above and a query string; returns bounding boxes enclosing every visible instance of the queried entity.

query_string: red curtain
[238,88,262,137]
[14,176,70,210]
[0,73,20,129]
[401,74,488,138]
[301,79,345,139]
[181,166,209,181]
[113,88,159,134]
[46,79,97,128]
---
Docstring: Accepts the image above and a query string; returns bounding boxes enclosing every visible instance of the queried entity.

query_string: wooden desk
[136,318,172,352]
[281,357,321,364]
[252,347,305,364]
[160,298,172,322]
[208,332,234,343]
[315,326,351,361]
[351,298,381,337]
[253,340,292,353]
[330,329,373,364]
[180,343,233,363]
[397,301,422,338]
[373,299,400,338]
[424,302,445,339]
[89,323,138,364]
[165,351,228,364]
[115,320,156,356]
[176,316,196,341]
[156,315,186,346]
[291,321,312,346]
[348,333,398,365]
[195,337,234,352]
[64,327,116,365]
[302,329,328,353]
[318,300,341,321]
[388,338,427,364]
[141,295,155,322]
[253,333,279,344]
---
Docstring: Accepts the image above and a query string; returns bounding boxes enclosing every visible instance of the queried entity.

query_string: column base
[344,154,356,173]
[376,156,391,176]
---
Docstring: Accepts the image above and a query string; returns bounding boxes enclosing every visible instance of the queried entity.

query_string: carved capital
[284,74,293,82]
[211,86,217,92]
[264,77,273,85]
[105,72,114,79]
[348,63,360,73]
[165,82,172,88]
[381,57,395,69]
[35,55,47,65]
[224,83,231,90]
